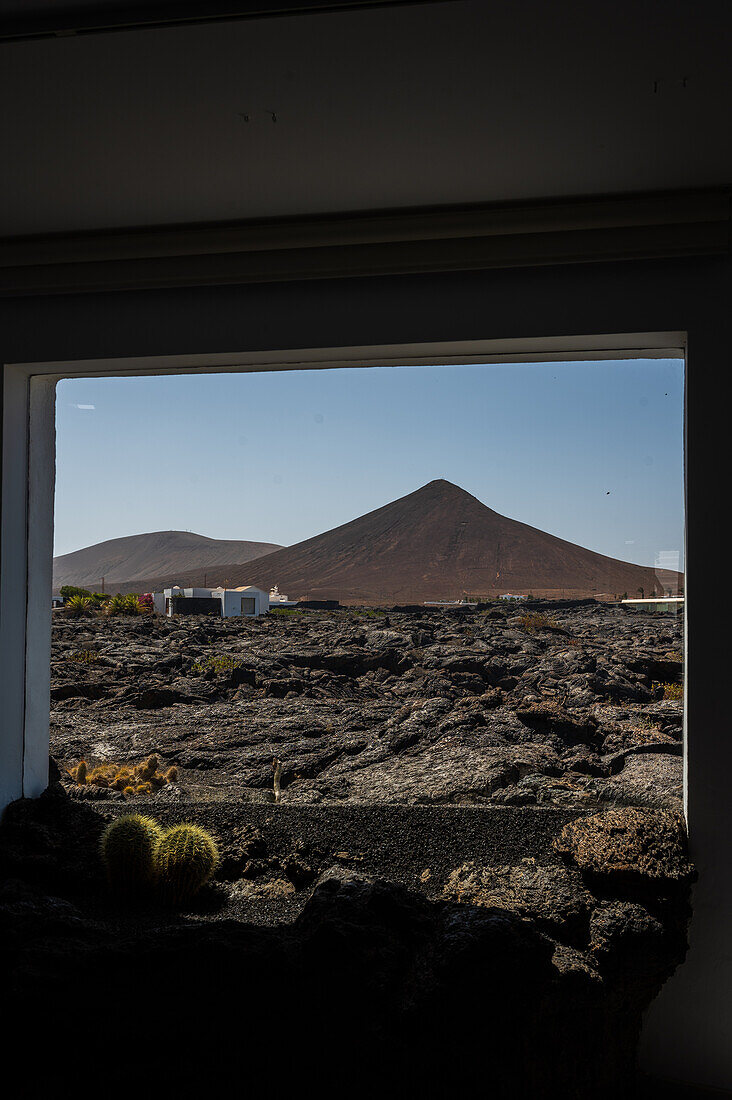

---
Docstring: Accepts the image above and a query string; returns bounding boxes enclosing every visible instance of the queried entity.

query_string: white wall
[216,587,268,616]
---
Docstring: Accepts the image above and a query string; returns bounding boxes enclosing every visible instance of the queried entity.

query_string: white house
[157,585,269,617]
[211,585,269,617]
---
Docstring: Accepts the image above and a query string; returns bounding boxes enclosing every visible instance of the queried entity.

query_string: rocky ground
[0,603,690,1094]
[50,601,683,810]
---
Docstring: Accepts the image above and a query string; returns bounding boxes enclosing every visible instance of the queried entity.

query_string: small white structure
[211,585,269,617]
[622,596,684,614]
[499,593,528,601]
[157,585,269,617]
[269,584,298,607]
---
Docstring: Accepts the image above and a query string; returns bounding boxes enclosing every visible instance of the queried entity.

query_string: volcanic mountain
[130,481,680,604]
[53,530,283,593]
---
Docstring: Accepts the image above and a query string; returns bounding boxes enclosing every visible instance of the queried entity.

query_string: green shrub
[518,611,557,633]
[156,823,219,906]
[191,653,242,675]
[65,595,94,617]
[60,585,91,599]
[106,593,143,616]
[100,814,164,894]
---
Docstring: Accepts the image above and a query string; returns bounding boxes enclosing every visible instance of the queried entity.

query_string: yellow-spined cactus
[156,824,218,906]
[75,760,88,785]
[100,814,164,894]
[139,755,158,781]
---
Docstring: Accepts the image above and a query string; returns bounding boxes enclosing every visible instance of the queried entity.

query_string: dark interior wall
[0,253,727,362]
[1,252,731,1087]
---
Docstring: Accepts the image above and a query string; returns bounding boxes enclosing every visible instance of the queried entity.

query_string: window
[48,348,684,815]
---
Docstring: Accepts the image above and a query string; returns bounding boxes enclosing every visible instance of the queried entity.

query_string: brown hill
[128,481,681,604]
[53,530,283,593]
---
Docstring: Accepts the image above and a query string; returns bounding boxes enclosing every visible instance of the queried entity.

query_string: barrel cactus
[100,814,163,895]
[156,823,219,906]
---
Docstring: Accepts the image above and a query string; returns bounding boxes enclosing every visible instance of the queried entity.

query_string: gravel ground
[76,800,585,926]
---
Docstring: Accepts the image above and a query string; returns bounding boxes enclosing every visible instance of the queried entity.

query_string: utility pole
[101,576,105,594]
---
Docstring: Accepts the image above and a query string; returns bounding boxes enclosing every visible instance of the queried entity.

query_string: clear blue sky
[55,358,684,569]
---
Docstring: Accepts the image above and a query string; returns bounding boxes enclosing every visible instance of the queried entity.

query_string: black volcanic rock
[49,603,683,812]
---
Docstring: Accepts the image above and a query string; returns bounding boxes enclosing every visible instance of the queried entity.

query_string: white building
[211,585,269,617]
[158,585,269,617]
[269,585,298,607]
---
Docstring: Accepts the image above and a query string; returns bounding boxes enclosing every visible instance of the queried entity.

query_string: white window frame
[0,331,686,807]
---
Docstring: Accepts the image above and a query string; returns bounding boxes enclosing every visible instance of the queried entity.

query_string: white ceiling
[1,0,730,236]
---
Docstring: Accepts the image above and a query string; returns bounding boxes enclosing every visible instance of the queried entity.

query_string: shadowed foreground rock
[553,806,694,885]
[1,793,693,1097]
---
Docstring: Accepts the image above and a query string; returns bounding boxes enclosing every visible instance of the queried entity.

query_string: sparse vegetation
[156,823,219,905]
[518,611,558,633]
[68,754,178,796]
[105,594,145,616]
[654,681,684,700]
[68,649,101,663]
[191,653,242,674]
[100,813,164,894]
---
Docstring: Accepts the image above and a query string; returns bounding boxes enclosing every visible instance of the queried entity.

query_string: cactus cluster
[100,815,218,906]
[69,754,178,796]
